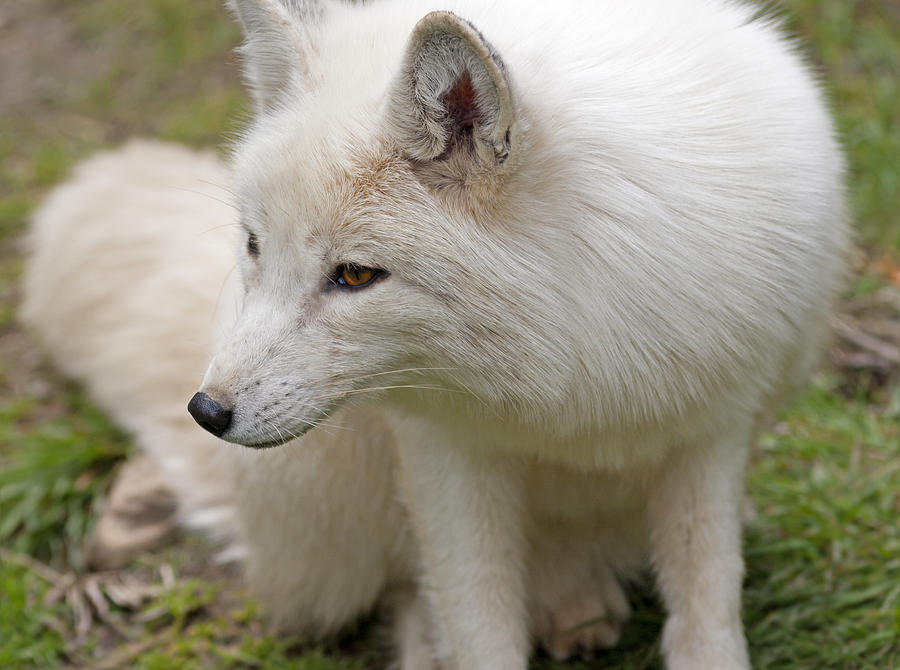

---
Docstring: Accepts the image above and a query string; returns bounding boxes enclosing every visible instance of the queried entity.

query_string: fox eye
[334,264,385,289]
[246,232,259,257]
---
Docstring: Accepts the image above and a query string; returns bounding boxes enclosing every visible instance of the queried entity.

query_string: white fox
[23,0,848,668]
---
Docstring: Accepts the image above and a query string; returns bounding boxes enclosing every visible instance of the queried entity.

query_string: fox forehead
[232,112,424,249]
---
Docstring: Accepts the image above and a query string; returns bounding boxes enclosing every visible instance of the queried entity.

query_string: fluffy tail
[21,140,244,547]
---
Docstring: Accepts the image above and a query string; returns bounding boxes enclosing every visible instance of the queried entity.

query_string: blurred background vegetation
[0,0,897,668]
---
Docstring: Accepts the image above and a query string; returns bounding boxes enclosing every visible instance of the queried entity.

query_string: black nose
[187,392,232,437]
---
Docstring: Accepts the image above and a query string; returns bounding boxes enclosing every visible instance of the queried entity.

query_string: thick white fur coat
[23,1,847,668]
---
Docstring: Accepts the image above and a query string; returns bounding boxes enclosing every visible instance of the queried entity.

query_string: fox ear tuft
[227,0,323,112]
[387,12,518,170]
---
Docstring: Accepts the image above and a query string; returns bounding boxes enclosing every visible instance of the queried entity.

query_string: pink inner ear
[442,71,481,128]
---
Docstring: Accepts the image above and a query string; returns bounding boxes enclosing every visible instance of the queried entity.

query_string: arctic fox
[23,0,848,668]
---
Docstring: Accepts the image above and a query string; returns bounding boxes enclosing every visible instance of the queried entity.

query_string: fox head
[190,0,826,449]
[190,0,590,447]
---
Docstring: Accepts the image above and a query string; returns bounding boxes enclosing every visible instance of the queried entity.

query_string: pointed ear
[387,11,519,172]
[227,0,323,112]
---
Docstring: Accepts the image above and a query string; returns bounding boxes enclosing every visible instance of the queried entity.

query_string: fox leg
[385,585,441,670]
[395,429,529,670]
[646,430,751,670]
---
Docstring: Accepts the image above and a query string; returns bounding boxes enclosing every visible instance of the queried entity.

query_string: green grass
[744,378,900,669]
[0,390,128,569]
[0,562,67,669]
[0,0,244,241]
[785,0,900,250]
[0,0,898,668]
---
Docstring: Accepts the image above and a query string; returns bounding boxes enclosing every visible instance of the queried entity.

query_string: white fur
[22,141,242,541]
[22,1,848,668]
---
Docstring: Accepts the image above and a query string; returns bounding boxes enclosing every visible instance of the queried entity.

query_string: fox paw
[85,453,178,570]
[535,574,631,661]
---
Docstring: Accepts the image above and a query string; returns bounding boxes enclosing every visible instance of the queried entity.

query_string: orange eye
[338,264,379,287]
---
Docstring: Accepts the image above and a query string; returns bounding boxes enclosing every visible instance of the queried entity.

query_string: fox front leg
[395,429,529,670]
[646,430,752,670]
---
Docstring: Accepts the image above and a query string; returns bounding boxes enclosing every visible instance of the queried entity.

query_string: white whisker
[212,262,239,332]
[317,367,458,388]
[315,384,466,401]
[199,221,243,235]
[198,179,239,199]
[277,410,355,435]
[172,186,240,212]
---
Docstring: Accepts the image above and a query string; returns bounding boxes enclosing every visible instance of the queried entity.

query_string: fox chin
[23,0,848,668]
